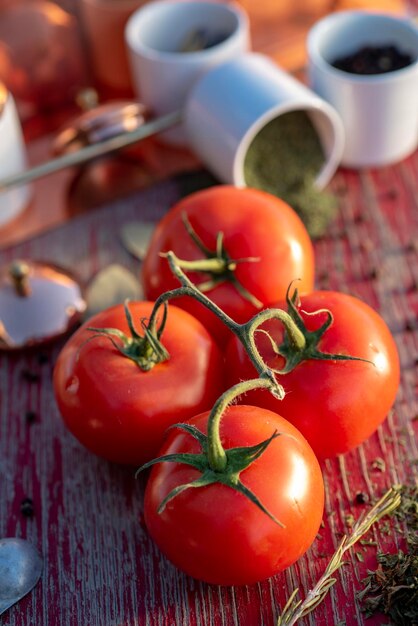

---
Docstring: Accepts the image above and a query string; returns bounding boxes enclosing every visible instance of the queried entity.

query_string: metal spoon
[0,110,182,193]
[0,538,43,616]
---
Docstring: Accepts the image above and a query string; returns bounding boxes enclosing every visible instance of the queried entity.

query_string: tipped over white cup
[184,53,345,190]
[307,11,418,168]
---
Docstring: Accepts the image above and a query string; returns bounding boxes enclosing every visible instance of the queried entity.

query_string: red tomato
[53,302,225,465]
[225,291,400,458]
[144,405,324,585]
[142,186,314,343]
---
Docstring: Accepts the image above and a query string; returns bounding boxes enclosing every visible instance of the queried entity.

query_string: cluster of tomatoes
[53,186,400,586]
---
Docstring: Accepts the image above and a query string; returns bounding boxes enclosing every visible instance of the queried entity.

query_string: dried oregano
[357,484,418,625]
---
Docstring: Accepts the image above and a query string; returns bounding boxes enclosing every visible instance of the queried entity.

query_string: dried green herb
[372,457,386,472]
[277,487,401,626]
[243,111,338,238]
[358,550,418,624]
[358,484,418,625]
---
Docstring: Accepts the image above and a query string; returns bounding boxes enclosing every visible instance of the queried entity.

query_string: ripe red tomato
[225,291,400,458]
[142,186,314,343]
[53,302,226,465]
[144,405,324,585]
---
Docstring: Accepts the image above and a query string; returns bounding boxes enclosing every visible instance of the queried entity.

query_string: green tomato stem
[168,256,229,275]
[206,377,281,472]
[240,308,306,355]
[148,252,306,379]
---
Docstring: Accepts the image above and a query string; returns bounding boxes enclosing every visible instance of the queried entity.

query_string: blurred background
[0,0,408,124]
[0,0,411,245]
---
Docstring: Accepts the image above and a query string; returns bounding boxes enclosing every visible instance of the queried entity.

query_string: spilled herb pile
[357,484,418,625]
[243,111,338,238]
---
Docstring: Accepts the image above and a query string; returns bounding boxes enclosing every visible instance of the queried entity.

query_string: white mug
[184,53,344,190]
[307,11,418,168]
[125,0,250,145]
[0,85,30,226]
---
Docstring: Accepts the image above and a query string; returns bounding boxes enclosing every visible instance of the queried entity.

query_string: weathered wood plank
[0,158,417,625]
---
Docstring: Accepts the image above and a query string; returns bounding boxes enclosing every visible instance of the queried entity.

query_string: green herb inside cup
[243,111,337,238]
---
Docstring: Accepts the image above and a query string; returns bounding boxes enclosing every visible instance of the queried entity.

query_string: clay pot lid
[0,259,86,350]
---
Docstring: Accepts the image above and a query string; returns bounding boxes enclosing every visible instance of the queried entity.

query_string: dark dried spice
[25,410,38,425]
[333,181,348,196]
[37,352,49,365]
[379,189,398,201]
[405,241,418,254]
[318,270,330,282]
[21,369,41,383]
[20,497,34,518]
[332,45,413,75]
[405,320,416,333]
[367,267,379,281]
[358,485,418,625]
[405,280,418,295]
[355,492,370,505]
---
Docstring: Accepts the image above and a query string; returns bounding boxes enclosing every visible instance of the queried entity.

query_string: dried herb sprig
[277,487,401,626]
[357,484,418,625]
[393,484,418,538]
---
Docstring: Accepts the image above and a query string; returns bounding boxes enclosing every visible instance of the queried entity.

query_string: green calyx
[267,285,374,375]
[87,300,169,371]
[136,377,286,526]
[169,213,263,309]
[137,423,283,525]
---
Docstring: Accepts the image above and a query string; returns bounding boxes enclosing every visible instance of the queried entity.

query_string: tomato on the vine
[144,405,324,586]
[53,301,226,465]
[142,185,314,342]
[225,290,400,458]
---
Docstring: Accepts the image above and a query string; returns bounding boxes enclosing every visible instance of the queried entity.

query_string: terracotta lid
[0,260,86,350]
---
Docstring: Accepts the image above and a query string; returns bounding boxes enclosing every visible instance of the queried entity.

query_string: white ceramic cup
[0,86,30,227]
[184,53,344,189]
[307,11,418,168]
[125,0,250,144]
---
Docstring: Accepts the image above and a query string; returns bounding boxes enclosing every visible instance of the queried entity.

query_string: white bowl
[308,11,418,168]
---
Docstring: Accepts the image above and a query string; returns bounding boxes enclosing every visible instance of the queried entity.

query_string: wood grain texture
[0,157,417,626]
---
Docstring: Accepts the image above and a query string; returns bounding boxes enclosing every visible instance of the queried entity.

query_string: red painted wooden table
[0,152,417,625]
[0,1,416,623]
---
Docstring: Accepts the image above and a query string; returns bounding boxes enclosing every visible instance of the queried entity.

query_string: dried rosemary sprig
[357,484,418,625]
[277,487,402,626]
